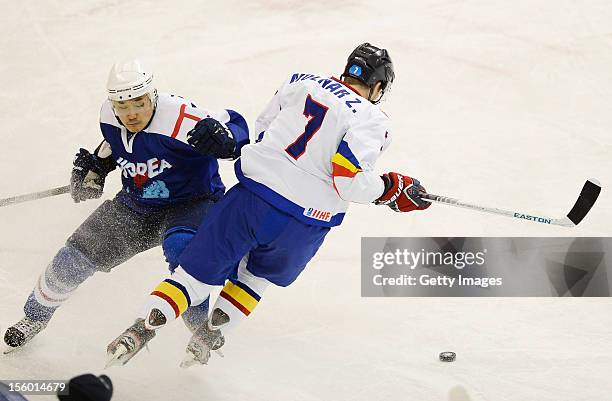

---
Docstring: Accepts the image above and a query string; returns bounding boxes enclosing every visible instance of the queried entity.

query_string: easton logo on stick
[513,213,552,224]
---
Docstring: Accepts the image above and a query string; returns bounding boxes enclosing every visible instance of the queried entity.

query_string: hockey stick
[421,179,601,227]
[0,185,71,208]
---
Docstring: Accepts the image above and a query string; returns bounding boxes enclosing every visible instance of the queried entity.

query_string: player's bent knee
[162,228,196,272]
[30,245,98,314]
[51,245,98,282]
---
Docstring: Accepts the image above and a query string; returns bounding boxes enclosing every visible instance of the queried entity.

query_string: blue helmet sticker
[349,64,362,76]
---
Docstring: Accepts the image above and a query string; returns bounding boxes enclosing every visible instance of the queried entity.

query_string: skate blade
[105,343,129,369]
[2,345,21,355]
[180,350,204,369]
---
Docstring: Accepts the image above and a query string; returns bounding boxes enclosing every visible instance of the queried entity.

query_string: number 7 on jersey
[285,94,329,160]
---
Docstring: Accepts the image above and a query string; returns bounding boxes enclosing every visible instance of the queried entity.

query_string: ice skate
[3,316,49,352]
[180,308,229,368]
[105,316,157,368]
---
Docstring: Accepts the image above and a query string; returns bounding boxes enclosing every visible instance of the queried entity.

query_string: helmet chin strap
[367,86,384,105]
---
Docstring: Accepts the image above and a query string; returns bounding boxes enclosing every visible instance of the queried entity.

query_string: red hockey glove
[375,172,431,212]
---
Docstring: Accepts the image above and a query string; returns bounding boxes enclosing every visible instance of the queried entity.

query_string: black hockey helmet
[341,43,394,103]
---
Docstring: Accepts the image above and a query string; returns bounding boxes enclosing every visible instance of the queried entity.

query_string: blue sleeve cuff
[225,109,250,158]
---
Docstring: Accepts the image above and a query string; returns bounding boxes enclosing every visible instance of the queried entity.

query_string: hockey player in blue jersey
[4,60,249,350]
[106,43,430,367]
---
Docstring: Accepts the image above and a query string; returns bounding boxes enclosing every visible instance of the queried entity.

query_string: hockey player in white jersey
[107,43,430,366]
[4,60,249,350]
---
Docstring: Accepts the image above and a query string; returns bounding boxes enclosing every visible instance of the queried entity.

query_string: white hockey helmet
[106,59,156,102]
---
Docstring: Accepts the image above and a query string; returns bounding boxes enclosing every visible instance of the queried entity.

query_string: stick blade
[566,179,601,226]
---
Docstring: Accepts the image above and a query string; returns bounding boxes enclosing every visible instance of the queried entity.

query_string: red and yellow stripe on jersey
[219,280,261,316]
[151,279,192,318]
[332,139,363,196]
[332,140,362,179]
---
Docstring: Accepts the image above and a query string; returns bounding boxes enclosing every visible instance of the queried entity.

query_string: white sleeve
[331,111,392,204]
[254,79,289,140]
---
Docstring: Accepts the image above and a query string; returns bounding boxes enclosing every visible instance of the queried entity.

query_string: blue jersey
[99,93,249,213]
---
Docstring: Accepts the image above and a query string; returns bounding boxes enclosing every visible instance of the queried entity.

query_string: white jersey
[236,72,392,227]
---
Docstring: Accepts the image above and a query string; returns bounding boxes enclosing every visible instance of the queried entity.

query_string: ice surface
[1,1,611,400]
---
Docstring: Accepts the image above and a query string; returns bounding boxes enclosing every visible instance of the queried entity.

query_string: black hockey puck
[439,351,456,362]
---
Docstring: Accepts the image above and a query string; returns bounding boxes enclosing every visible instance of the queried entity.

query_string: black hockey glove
[57,373,113,401]
[70,148,115,203]
[187,118,237,159]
